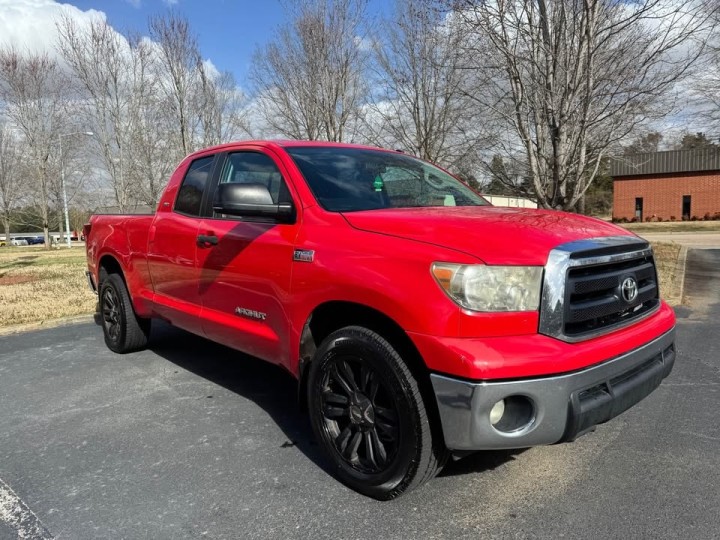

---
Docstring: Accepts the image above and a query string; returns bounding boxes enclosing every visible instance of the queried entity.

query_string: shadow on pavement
[144,321,520,483]
[440,448,526,477]
[146,321,330,475]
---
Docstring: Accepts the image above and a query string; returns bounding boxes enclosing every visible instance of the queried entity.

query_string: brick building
[611,148,720,221]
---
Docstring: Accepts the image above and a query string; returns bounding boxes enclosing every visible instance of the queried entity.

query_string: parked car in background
[10,238,28,246]
[19,236,45,245]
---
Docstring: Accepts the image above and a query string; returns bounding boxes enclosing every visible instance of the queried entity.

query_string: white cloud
[0,0,106,59]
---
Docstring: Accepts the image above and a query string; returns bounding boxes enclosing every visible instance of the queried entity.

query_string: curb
[0,314,95,336]
[676,245,689,305]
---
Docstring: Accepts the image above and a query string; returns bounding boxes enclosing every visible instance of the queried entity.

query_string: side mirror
[213,183,295,223]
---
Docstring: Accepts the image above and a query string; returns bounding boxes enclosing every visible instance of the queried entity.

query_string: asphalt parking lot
[1,250,719,540]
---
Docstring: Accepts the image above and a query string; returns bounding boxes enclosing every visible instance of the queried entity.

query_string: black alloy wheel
[98,273,151,354]
[320,354,400,474]
[102,284,122,344]
[308,326,447,500]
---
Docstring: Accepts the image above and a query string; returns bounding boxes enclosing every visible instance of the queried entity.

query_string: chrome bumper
[430,328,675,451]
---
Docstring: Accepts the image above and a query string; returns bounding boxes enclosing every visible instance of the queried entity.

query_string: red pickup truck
[85,140,675,499]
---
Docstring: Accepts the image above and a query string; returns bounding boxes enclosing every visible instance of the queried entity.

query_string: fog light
[489,399,505,425]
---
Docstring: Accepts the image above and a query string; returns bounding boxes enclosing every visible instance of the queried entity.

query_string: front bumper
[431,328,675,450]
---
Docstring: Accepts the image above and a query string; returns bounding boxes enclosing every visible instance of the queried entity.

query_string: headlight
[431,263,543,312]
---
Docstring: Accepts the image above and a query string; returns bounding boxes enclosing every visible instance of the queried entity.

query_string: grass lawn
[0,240,685,329]
[0,246,96,328]
[651,242,683,304]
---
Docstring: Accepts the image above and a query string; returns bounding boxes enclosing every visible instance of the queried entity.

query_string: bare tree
[149,12,203,158]
[149,13,248,160]
[0,48,68,246]
[126,88,176,208]
[59,13,246,211]
[0,120,23,243]
[57,15,154,212]
[195,69,248,147]
[250,0,369,141]
[623,132,664,155]
[455,0,716,210]
[369,0,486,167]
[692,4,720,131]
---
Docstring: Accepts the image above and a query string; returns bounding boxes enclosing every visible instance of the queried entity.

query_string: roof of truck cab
[186,139,398,159]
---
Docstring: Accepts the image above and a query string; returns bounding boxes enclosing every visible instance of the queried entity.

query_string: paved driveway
[1,252,719,539]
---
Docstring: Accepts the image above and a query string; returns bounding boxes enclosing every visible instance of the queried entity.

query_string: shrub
[703,212,712,221]
[657,216,663,222]
[713,212,720,221]
[691,215,699,221]
[670,216,676,221]
[644,216,652,222]
[630,217,638,223]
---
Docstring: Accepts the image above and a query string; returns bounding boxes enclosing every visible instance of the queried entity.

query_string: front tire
[308,326,447,500]
[99,273,151,353]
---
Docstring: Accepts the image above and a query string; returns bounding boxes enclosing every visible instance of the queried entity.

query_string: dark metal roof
[611,148,720,177]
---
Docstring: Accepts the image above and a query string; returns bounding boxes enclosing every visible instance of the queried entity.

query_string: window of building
[682,195,691,219]
[635,197,643,221]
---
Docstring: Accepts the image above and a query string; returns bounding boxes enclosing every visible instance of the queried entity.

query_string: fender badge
[235,307,267,321]
[293,249,315,263]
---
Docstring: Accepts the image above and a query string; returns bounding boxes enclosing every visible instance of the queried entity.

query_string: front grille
[564,253,660,338]
[539,236,661,342]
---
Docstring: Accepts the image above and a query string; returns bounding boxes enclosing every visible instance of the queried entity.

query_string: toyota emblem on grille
[621,277,638,303]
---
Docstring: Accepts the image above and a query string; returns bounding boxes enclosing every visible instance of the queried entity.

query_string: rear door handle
[197,234,218,247]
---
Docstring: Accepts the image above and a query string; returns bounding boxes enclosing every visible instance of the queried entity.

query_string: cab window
[218,152,291,205]
[174,155,215,216]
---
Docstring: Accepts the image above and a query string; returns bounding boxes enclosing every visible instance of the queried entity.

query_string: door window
[174,156,215,216]
[218,152,291,206]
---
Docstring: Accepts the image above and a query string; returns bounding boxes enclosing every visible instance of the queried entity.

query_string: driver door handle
[197,234,218,247]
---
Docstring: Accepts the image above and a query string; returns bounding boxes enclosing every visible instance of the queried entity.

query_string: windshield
[285,146,489,212]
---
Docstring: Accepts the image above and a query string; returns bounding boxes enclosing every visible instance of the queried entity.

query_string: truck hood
[342,206,635,265]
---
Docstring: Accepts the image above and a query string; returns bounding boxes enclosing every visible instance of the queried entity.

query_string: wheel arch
[98,253,124,281]
[97,251,151,317]
[297,300,445,444]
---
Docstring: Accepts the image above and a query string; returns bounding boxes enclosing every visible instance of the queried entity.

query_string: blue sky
[64,0,391,86]
[67,0,288,83]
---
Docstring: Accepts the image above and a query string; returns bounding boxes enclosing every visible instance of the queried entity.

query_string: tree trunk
[2,218,9,248]
[58,209,64,248]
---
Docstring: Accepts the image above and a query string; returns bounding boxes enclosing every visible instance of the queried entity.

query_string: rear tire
[308,326,447,500]
[99,273,150,353]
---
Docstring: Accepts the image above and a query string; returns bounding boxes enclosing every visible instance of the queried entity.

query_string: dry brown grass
[0,246,96,327]
[650,241,683,304]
